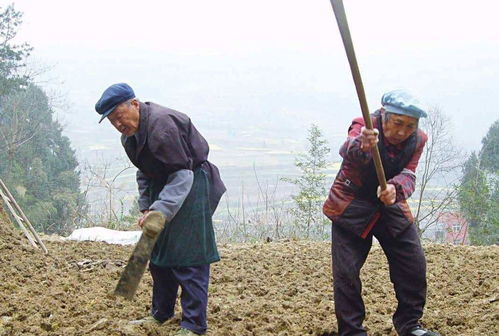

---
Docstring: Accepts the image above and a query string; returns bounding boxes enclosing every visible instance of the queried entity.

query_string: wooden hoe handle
[330,0,387,190]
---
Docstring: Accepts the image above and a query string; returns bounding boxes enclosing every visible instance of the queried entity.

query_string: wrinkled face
[107,99,140,136]
[382,112,418,145]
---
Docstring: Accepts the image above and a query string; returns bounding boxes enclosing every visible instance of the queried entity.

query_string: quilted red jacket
[323,110,427,238]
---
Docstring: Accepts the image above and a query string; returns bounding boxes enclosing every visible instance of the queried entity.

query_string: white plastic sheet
[66,227,141,245]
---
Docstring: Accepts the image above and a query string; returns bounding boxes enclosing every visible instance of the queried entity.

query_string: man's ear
[131,98,140,109]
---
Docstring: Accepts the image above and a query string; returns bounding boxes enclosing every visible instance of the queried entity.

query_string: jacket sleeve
[388,131,428,201]
[136,170,152,212]
[145,112,197,219]
[339,117,373,165]
[149,169,194,221]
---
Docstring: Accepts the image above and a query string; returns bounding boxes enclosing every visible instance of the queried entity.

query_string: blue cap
[381,89,427,119]
[95,83,135,123]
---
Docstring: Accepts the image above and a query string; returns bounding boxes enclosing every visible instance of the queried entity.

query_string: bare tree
[80,154,135,230]
[414,108,465,237]
[219,166,292,242]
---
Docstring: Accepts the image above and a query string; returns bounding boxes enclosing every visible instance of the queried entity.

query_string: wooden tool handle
[114,211,166,300]
[330,0,387,190]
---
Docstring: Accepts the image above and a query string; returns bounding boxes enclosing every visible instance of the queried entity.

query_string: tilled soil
[0,207,498,336]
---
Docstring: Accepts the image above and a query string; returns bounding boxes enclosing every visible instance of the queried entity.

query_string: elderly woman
[324,90,440,336]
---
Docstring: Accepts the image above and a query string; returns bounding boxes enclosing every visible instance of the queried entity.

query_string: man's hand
[137,210,151,228]
[360,126,379,152]
[377,184,396,206]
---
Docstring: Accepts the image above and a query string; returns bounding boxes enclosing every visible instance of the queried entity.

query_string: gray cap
[381,89,427,119]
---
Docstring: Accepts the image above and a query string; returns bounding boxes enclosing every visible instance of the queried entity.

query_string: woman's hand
[377,184,396,206]
[360,126,379,152]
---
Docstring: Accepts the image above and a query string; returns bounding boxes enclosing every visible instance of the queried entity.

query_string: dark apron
[149,168,220,267]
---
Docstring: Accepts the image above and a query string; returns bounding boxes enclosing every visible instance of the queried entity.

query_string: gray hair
[123,98,136,106]
[117,98,137,109]
[383,111,419,128]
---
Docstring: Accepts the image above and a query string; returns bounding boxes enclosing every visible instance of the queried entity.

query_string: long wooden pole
[0,178,48,254]
[0,186,38,248]
[330,0,387,190]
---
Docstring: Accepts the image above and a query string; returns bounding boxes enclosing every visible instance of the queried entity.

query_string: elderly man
[323,90,440,336]
[95,83,225,336]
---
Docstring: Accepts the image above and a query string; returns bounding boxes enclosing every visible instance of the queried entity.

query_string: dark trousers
[149,263,210,335]
[331,219,427,336]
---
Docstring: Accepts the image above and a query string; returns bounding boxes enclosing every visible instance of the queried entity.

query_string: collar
[134,102,148,138]
[134,102,149,155]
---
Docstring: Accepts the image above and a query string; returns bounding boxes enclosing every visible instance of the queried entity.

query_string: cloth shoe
[128,315,163,325]
[175,328,200,335]
[407,326,441,336]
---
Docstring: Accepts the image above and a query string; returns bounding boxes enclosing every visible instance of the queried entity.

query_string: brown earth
[0,205,498,336]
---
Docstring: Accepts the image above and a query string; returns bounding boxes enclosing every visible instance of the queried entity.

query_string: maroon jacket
[323,110,427,238]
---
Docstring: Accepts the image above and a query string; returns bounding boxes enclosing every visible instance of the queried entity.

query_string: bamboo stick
[0,179,48,254]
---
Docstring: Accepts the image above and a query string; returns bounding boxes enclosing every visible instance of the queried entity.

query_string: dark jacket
[122,102,226,266]
[122,102,226,212]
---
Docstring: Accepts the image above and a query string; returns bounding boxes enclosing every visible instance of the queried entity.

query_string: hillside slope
[0,209,497,335]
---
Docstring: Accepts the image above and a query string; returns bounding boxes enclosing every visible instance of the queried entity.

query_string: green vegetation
[0,4,32,96]
[459,120,499,245]
[0,4,85,234]
[283,124,330,239]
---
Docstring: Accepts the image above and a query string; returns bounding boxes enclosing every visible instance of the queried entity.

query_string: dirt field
[0,207,498,336]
